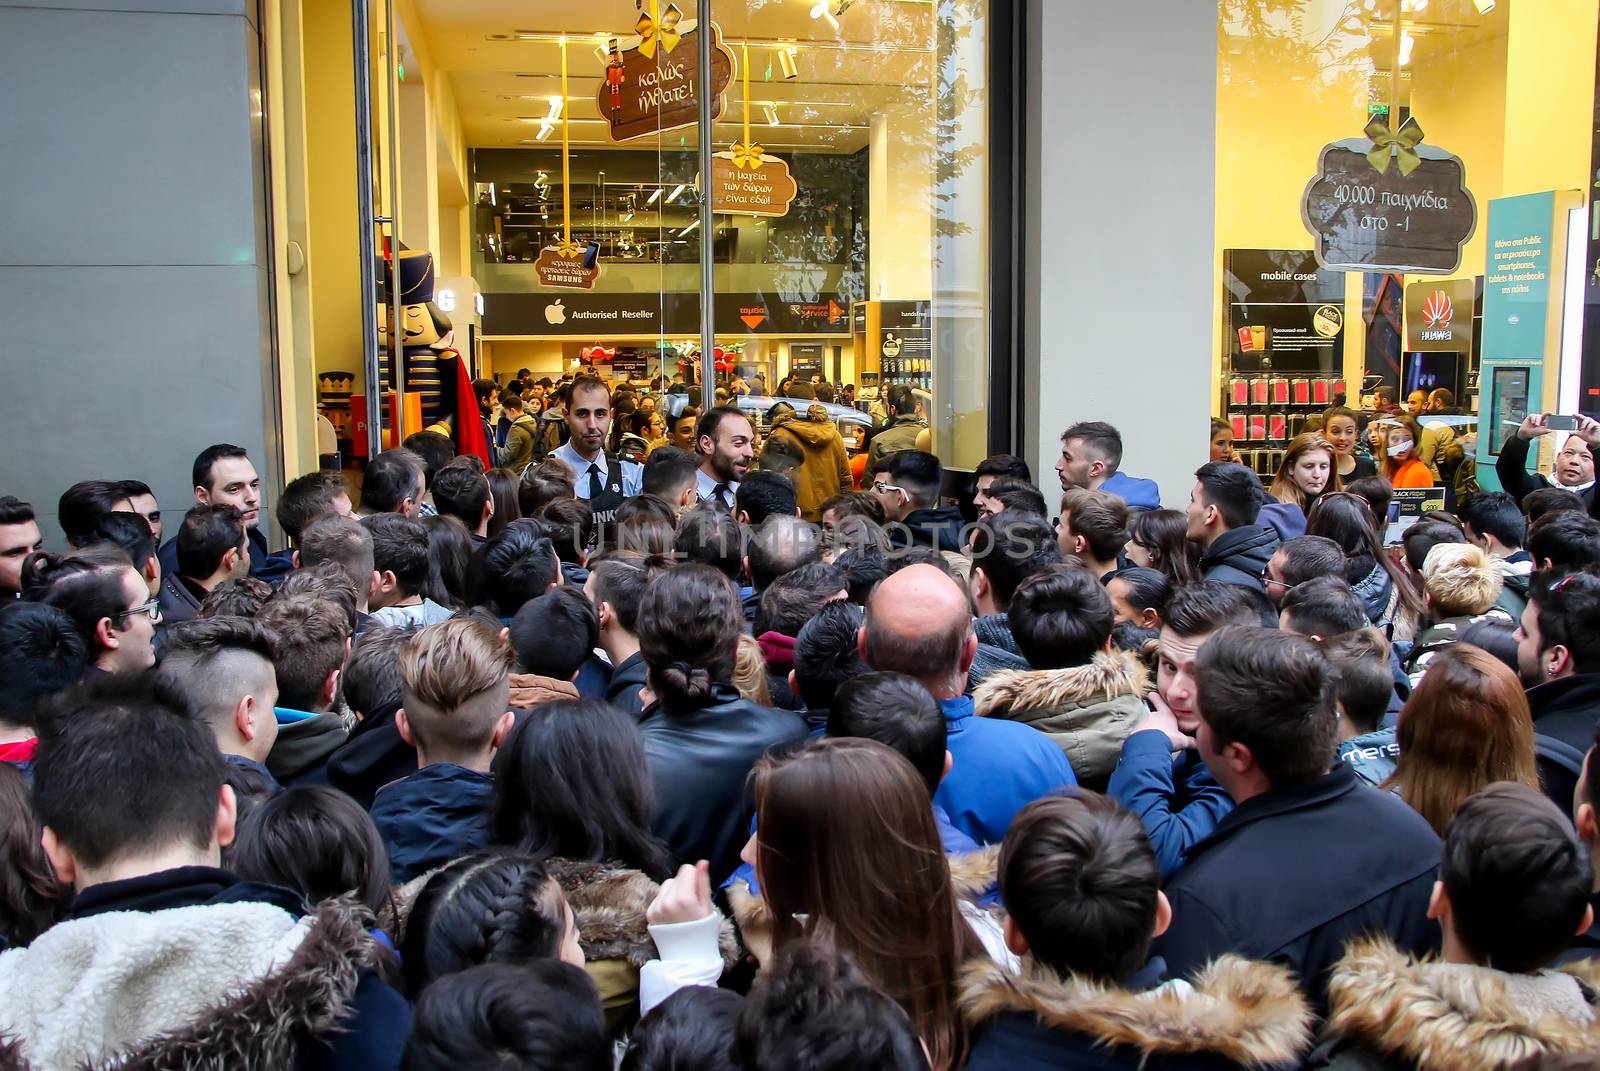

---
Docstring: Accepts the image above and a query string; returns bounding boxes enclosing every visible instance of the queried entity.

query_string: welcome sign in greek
[1302,140,1476,274]
[594,21,735,144]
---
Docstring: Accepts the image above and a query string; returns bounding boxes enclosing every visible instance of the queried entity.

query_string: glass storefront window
[1214,0,1597,521]
[445,0,995,468]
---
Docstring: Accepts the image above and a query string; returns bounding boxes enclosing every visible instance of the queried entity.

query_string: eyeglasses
[1259,567,1289,592]
[115,597,161,623]
[871,482,908,500]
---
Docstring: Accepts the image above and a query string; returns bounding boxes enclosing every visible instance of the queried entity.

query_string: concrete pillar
[1023,0,1218,506]
[0,0,280,542]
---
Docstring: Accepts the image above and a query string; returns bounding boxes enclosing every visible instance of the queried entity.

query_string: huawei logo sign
[1422,290,1453,329]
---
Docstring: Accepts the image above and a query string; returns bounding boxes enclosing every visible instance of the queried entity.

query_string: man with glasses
[1260,535,1346,608]
[37,557,160,678]
[872,450,964,551]
[158,505,251,625]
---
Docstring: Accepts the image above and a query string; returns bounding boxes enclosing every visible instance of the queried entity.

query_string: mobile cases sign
[1301,120,1476,274]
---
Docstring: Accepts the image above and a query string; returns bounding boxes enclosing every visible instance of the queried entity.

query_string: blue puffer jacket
[934,696,1077,846]
[370,763,494,883]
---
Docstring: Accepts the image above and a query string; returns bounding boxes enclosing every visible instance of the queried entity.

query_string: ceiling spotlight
[1398,28,1415,65]
[535,122,554,141]
[546,96,564,120]
[777,45,799,80]
[1472,0,1494,12]
[646,188,663,205]
[763,103,781,127]
[666,184,687,203]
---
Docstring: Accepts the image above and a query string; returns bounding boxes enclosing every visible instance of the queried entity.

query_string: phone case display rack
[1223,372,1346,478]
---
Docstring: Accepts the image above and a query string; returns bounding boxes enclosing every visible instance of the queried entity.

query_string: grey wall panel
[0,0,252,28]
[1024,0,1217,507]
[0,265,274,545]
[0,7,265,268]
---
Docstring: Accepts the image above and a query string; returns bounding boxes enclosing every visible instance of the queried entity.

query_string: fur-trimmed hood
[1318,937,1600,1070]
[391,857,740,970]
[0,898,387,1071]
[973,650,1151,790]
[961,954,1313,1067]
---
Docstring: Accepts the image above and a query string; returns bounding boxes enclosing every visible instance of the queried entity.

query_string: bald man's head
[860,563,976,698]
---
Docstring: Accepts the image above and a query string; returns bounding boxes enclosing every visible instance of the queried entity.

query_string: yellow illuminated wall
[1213,0,1597,412]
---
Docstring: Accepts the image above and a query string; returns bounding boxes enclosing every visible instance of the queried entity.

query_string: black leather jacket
[640,684,807,885]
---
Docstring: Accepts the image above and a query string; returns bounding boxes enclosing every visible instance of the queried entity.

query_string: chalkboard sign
[1302,141,1476,274]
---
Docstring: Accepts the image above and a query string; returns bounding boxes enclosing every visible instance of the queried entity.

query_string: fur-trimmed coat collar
[973,650,1150,790]
[1316,937,1600,1070]
[0,898,386,1071]
[961,954,1313,1068]
[391,857,740,970]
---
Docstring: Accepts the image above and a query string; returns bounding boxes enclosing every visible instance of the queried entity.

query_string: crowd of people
[5,376,1600,1069]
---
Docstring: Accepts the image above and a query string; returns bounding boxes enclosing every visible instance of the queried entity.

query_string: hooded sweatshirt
[974,650,1150,791]
[765,405,851,520]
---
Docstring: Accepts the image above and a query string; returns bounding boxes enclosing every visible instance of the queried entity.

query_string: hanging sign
[538,39,602,291]
[594,5,736,144]
[712,150,798,216]
[710,43,798,217]
[535,243,601,290]
[1301,116,1476,275]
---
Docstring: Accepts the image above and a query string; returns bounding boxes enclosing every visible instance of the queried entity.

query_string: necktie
[588,463,603,500]
[714,483,731,510]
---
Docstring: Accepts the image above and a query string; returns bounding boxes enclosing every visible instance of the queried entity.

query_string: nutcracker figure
[605,38,626,122]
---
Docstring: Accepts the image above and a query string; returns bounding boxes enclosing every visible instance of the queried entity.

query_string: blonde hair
[734,633,773,707]
[1421,542,1502,618]
[400,618,513,754]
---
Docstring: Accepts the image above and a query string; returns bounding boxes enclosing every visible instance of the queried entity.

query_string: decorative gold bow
[553,236,585,259]
[1365,114,1424,177]
[635,2,683,58]
[729,142,765,169]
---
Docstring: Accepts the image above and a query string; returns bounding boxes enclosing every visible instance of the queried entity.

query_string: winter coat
[369,598,453,629]
[1306,938,1600,1071]
[1528,673,1600,821]
[974,650,1150,791]
[156,572,205,626]
[1153,764,1442,1014]
[1336,727,1399,787]
[392,856,741,1034]
[962,955,1313,1071]
[606,651,649,718]
[267,709,350,787]
[1404,613,1508,688]
[1258,500,1308,541]
[1197,525,1280,592]
[1107,730,1233,880]
[765,407,851,520]
[934,695,1079,846]
[370,763,495,883]
[640,685,808,885]
[866,415,927,468]
[1498,432,1596,510]
[325,704,416,810]
[0,867,408,1071]
[1491,552,1533,619]
[1100,471,1163,511]
[501,413,541,473]
[507,671,581,710]
[968,614,1030,693]
[1349,556,1397,627]
[891,505,968,552]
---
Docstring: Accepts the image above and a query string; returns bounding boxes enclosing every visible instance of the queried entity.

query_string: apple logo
[545,300,567,325]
